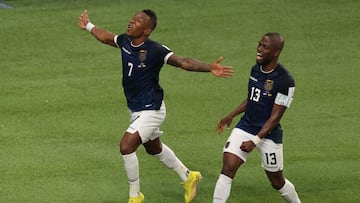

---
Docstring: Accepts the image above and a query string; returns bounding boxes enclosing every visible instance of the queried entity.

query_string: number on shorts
[265,152,277,165]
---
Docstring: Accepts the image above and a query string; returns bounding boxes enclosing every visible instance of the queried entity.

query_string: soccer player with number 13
[213,32,301,203]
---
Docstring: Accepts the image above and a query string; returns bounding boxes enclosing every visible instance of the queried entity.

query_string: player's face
[256,36,278,66]
[126,12,151,38]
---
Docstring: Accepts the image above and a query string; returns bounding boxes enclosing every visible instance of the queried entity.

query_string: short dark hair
[264,32,285,51]
[142,9,157,30]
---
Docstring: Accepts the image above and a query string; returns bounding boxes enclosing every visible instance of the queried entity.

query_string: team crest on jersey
[264,79,274,96]
[264,79,274,92]
[138,50,147,68]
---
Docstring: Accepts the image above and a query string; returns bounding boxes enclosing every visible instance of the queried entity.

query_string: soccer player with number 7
[213,33,301,203]
[78,9,233,203]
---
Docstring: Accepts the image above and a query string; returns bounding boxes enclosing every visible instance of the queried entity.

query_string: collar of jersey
[131,41,144,47]
[260,65,275,74]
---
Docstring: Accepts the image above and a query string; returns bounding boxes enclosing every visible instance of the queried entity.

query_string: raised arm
[167,54,233,78]
[78,10,117,47]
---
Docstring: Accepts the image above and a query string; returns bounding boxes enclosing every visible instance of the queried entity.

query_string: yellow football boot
[182,171,202,203]
[128,192,144,203]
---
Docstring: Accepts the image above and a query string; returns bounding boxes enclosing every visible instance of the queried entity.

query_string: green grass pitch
[1,0,359,202]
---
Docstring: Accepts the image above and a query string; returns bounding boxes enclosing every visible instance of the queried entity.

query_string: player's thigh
[257,139,284,172]
[126,103,166,143]
[223,128,253,163]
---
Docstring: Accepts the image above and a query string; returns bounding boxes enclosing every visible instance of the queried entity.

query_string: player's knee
[270,179,285,190]
[143,138,162,155]
[119,142,136,155]
[144,147,154,155]
[119,132,141,155]
[119,143,129,155]
[144,144,162,155]
[221,166,238,178]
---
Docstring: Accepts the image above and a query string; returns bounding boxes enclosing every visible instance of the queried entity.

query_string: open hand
[216,116,233,133]
[78,10,90,30]
[210,56,234,78]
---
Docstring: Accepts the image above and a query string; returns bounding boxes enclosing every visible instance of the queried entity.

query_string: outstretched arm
[167,54,234,78]
[78,10,117,47]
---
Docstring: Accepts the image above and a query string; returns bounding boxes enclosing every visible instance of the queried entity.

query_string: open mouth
[256,52,263,61]
[127,24,133,31]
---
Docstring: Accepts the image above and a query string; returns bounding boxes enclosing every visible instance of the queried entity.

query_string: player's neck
[260,63,278,73]
[262,59,279,72]
[131,41,144,47]
[131,36,148,46]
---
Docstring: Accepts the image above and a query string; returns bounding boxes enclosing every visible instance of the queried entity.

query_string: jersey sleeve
[114,35,120,47]
[114,34,127,48]
[274,71,295,108]
[156,44,173,65]
[164,52,174,64]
